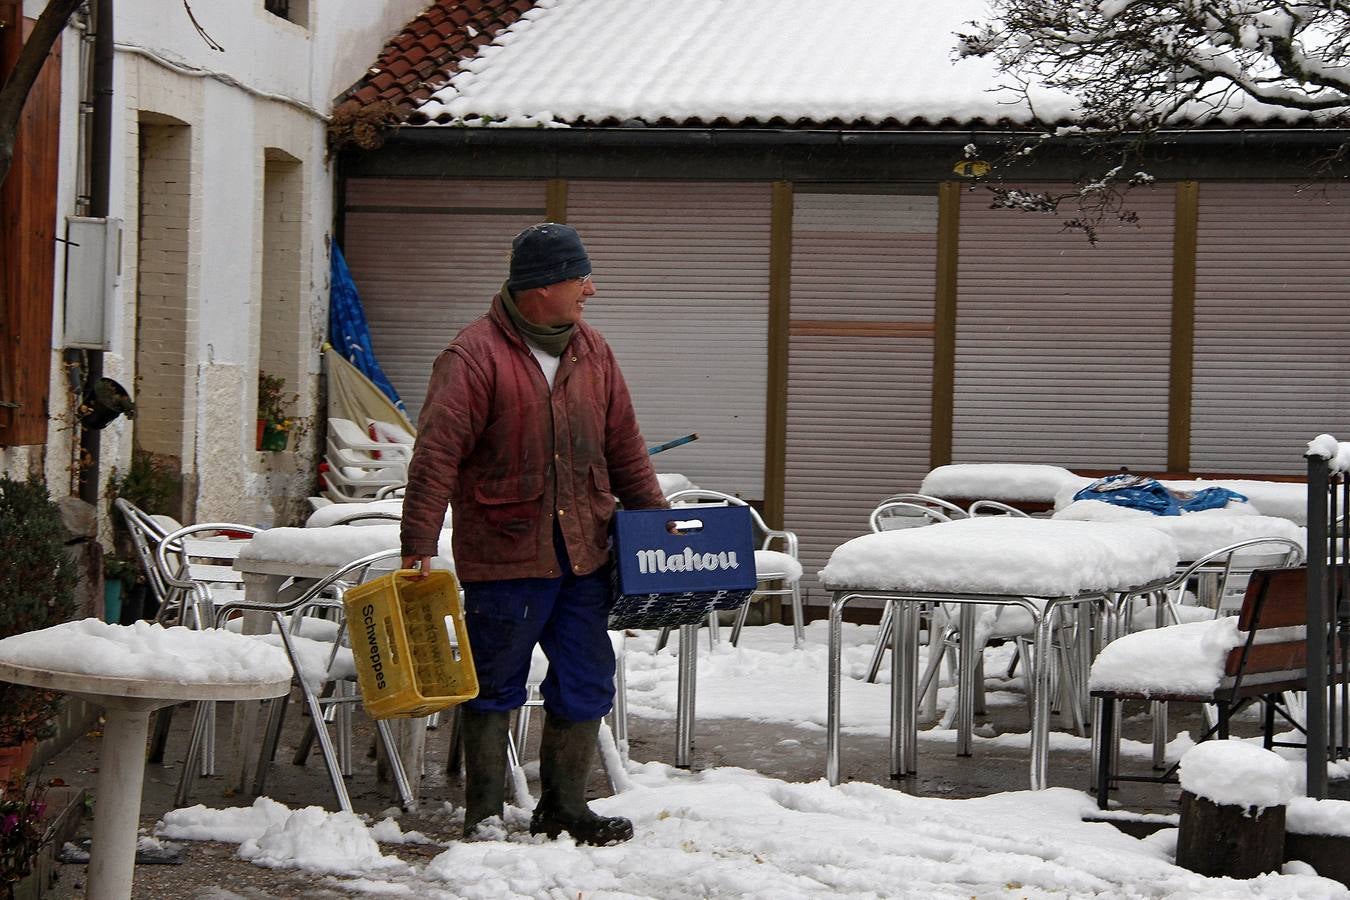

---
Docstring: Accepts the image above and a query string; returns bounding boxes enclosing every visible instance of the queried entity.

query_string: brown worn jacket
[400,295,667,582]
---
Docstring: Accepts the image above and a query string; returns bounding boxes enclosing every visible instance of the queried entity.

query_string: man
[400,223,666,846]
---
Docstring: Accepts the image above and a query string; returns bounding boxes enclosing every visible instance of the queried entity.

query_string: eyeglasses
[574,273,593,285]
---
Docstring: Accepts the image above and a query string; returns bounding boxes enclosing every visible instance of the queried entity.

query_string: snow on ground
[155,623,1350,896]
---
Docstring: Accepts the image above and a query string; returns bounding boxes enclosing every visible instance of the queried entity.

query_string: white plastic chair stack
[323,417,413,503]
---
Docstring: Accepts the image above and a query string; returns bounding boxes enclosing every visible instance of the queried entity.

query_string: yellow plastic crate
[343,569,478,719]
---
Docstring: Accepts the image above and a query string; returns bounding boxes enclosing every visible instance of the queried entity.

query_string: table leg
[956,603,977,757]
[1029,601,1061,790]
[87,705,153,900]
[894,601,919,776]
[826,594,848,786]
[675,623,698,768]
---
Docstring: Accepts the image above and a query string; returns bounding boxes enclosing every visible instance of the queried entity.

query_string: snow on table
[0,618,292,685]
[1178,740,1297,809]
[1054,501,1306,560]
[1052,479,1308,524]
[1288,796,1350,836]
[1088,617,1243,696]
[819,517,1178,597]
[239,524,452,569]
[919,463,1092,503]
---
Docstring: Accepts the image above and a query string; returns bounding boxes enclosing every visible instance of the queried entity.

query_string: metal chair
[177,549,418,812]
[877,492,970,521]
[968,499,1031,518]
[112,498,184,624]
[665,488,806,649]
[864,501,952,683]
[1115,536,1306,770]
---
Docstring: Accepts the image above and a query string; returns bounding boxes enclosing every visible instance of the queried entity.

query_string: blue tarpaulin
[1073,474,1248,516]
[328,242,407,416]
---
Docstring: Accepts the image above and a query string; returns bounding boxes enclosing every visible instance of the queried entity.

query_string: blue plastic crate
[609,505,756,629]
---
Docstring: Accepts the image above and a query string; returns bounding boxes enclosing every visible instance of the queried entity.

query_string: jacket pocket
[474,473,545,507]
[471,474,546,557]
[589,463,616,537]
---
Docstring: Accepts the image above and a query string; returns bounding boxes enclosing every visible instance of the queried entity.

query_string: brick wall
[134,122,192,461]
[259,154,304,401]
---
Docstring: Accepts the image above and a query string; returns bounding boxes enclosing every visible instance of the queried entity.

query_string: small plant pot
[260,422,289,452]
[0,739,36,786]
[103,580,123,623]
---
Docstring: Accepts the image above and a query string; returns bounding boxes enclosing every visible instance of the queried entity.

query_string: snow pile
[0,619,292,685]
[1307,434,1350,474]
[1178,741,1297,810]
[305,499,405,528]
[159,797,295,843]
[158,763,1349,896]
[237,806,406,876]
[240,524,452,570]
[1088,618,1241,696]
[819,517,1178,596]
[1288,796,1350,836]
[920,463,1092,503]
[369,817,434,845]
[1054,502,1306,560]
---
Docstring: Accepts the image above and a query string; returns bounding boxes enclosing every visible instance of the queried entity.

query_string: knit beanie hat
[507,223,592,291]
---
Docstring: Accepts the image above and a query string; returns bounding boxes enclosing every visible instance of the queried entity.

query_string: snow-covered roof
[336,0,1337,134]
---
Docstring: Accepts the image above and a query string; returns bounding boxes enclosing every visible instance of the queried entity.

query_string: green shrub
[0,477,79,746]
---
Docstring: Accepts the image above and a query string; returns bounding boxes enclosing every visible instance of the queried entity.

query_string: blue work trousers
[462,526,615,722]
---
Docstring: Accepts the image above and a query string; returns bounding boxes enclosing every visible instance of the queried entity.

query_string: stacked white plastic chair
[323,417,413,502]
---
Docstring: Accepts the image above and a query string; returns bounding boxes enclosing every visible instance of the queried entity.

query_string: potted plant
[257,372,298,452]
[0,478,78,784]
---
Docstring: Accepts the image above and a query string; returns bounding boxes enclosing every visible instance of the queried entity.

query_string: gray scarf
[500,281,574,356]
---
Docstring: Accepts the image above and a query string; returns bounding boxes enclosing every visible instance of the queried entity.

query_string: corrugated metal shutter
[784,190,937,604]
[953,184,1175,468]
[567,182,772,499]
[1192,183,1350,474]
[341,179,547,424]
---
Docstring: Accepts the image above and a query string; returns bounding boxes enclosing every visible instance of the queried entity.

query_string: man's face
[524,274,595,327]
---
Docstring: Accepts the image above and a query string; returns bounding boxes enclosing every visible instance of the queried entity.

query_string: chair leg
[374,719,416,810]
[790,581,805,649]
[612,650,629,757]
[445,706,464,776]
[1263,695,1277,749]
[147,705,175,765]
[729,593,755,646]
[1152,701,1169,770]
[273,613,352,812]
[1217,700,1231,740]
[865,600,894,684]
[654,626,672,653]
[174,700,213,808]
[706,610,720,649]
[1094,695,1115,809]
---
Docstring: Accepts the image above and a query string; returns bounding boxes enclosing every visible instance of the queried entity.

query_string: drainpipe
[76,0,112,504]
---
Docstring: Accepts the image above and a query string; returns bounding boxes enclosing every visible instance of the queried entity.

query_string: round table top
[0,659,291,704]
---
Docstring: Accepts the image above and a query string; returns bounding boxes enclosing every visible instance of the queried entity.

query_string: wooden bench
[1091,565,1331,809]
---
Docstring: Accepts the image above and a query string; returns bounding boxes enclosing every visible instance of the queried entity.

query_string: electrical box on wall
[62,216,122,350]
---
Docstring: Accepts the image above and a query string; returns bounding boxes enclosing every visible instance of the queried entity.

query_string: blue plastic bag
[1073,475,1248,517]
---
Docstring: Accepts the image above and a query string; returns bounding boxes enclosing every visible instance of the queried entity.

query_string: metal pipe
[77,0,114,504]
[675,623,698,768]
[826,592,852,786]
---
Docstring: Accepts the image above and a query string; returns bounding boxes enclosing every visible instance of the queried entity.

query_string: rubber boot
[460,707,510,838]
[530,714,633,846]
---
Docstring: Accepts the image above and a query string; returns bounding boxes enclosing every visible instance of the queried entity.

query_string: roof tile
[334,0,533,127]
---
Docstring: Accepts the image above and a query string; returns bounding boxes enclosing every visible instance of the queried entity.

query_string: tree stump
[1176,789,1286,878]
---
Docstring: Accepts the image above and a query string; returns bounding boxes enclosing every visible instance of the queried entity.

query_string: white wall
[11,0,424,528]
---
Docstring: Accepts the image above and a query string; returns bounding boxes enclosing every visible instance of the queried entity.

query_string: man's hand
[401,555,433,579]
